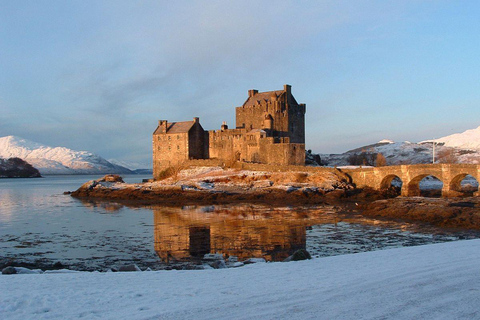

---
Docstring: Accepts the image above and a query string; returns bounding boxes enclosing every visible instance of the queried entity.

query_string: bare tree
[376,153,387,167]
[437,148,458,164]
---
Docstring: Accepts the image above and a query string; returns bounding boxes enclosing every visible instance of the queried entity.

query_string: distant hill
[0,157,41,178]
[0,136,133,175]
[318,125,480,166]
[108,159,153,174]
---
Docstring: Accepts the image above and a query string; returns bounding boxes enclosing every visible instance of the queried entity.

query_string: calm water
[1,175,479,271]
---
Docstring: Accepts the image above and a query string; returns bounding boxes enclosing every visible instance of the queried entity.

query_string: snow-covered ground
[2,240,480,319]
[0,136,131,174]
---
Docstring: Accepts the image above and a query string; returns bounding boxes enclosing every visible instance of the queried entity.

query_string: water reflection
[3,174,480,271]
[153,206,313,262]
[152,205,444,263]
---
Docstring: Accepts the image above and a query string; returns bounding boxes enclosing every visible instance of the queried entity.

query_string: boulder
[243,258,266,264]
[2,266,17,275]
[253,180,273,188]
[291,249,312,261]
[100,174,124,183]
[210,260,227,269]
[203,253,224,261]
[118,264,141,272]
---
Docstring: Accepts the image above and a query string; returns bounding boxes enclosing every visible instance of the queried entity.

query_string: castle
[153,85,306,180]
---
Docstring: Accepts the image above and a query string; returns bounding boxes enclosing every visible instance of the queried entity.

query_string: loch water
[1,175,479,271]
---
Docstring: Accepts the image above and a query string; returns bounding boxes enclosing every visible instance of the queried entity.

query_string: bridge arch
[380,174,402,189]
[405,174,443,197]
[449,174,479,195]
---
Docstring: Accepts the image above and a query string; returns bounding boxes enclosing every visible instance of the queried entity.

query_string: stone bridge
[340,164,480,197]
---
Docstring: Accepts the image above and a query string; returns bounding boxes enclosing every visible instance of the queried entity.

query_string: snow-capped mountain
[319,125,480,166]
[423,125,480,150]
[0,136,133,175]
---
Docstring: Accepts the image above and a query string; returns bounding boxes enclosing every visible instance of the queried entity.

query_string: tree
[437,148,458,164]
[376,153,387,167]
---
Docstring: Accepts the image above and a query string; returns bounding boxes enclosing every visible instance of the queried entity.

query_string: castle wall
[208,128,245,162]
[288,104,306,143]
[259,139,305,166]
[153,132,189,179]
[188,122,207,159]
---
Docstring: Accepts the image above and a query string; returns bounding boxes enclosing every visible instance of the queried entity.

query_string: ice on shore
[2,240,480,319]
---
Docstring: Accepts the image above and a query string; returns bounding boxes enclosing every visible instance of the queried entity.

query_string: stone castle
[153,85,306,179]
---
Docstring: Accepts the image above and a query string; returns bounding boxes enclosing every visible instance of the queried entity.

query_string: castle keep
[153,85,306,179]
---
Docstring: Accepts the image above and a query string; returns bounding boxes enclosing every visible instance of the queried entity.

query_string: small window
[177,145,180,150]
[168,136,171,140]
[177,135,180,140]
[168,146,171,150]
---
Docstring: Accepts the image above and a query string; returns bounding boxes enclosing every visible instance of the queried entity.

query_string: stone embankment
[70,166,354,206]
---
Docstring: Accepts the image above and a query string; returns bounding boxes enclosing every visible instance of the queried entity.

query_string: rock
[325,189,345,199]
[53,261,64,269]
[14,267,43,274]
[227,256,238,263]
[203,253,224,261]
[2,266,17,275]
[44,269,80,274]
[243,258,266,264]
[253,180,273,188]
[210,260,227,269]
[229,262,244,268]
[118,264,141,272]
[291,249,312,261]
[100,175,124,183]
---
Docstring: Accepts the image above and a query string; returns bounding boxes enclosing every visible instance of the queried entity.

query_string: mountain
[0,136,133,175]
[423,125,480,150]
[319,125,480,166]
[108,159,152,174]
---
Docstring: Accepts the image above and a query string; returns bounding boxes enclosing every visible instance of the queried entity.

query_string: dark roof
[154,121,195,135]
[242,90,284,107]
[166,121,195,134]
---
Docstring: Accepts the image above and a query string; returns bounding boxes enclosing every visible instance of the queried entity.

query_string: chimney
[248,89,258,97]
[283,84,291,95]
[193,117,199,123]
[221,121,228,131]
[159,120,168,132]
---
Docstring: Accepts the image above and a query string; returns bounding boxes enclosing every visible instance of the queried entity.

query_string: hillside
[0,136,132,175]
[0,157,41,178]
[320,125,480,166]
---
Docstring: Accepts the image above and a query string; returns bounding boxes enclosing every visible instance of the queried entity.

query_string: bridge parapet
[340,164,480,197]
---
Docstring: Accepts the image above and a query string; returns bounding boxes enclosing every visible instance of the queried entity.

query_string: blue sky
[1,1,480,165]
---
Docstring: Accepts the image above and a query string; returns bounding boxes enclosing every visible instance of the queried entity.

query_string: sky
[1,0,480,166]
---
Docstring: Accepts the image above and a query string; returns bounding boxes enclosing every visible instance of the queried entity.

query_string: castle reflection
[153,205,338,263]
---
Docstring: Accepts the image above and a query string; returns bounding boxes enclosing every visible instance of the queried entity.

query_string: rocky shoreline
[70,167,360,206]
[361,197,480,230]
[69,167,480,230]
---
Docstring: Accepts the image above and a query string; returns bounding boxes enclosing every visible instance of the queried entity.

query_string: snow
[378,139,395,144]
[0,136,131,175]
[425,125,480,150]
[320,124,480,166]
[2,240,480,319]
